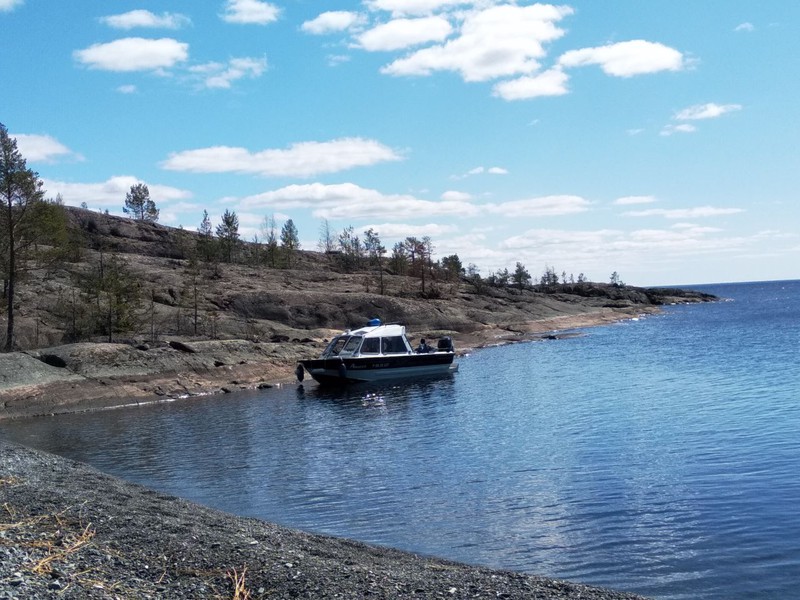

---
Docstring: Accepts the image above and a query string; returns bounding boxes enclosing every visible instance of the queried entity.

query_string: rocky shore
[0,308,657,422]
[0,440,648,599]
[0,310,665,599]
[0,338,303,422]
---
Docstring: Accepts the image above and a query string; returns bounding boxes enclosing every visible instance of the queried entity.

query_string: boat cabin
[321,323,414,359]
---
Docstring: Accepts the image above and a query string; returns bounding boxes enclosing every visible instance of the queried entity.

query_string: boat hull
[300,353,456,385]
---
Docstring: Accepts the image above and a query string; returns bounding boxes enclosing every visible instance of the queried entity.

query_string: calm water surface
[2,280,799,599]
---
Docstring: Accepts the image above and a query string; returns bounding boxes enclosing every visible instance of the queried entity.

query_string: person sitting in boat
[416,338,431,353]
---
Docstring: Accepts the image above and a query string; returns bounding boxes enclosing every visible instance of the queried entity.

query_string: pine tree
[390,242,408,275]
[197,209,218,263]
[215,209,240,263]
[363,228,386,293]
[261,214,278,268]
[123,183,159,222]
[337,225,362,272]
[1,123,45,351]
[280,219,300,268]
[512,262,531,289]
[440,254,464,282]
[318,219,336,253]
[76,252,142,342]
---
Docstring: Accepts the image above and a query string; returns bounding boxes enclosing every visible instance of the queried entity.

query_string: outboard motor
[437,337,454,352]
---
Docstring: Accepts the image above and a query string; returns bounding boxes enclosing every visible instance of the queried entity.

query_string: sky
[2,0,799,286]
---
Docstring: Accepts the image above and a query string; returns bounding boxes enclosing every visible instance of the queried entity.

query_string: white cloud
[735,22,754,32]
[324,4,682,102]
[660,123,696,136]
[235,182,479,221]
[73,38,189,72]
[157,201,209,227]
[671,223,723,234]
[458,224,791,285]
[675,103,742,120]
[221,0,280,25]
[41,176,191,208]
[624,206,744,219]
[493,68,569,100]
[441,190,472,202]
[381,4,573,82]
[501,228,622,251]
[162,138,403,177]
[189,56,267,89]
[357,16,452,51]
[661,103,741,135]
[230,211,272,238]
[495,226,755,282]
[365,0,467,17]
[12,134,81,163]
[302,11,364,35]
[0,0,23,11]
[117,84,138,94]
[100,10,191,30]
[360,222,458,239]
[622,229,749,257]
[613,195,657,206]
[559,40,684,77]
[489,195,591,217]
[326,54,352,67]
[439,235,513,273]
[453,165,509,179]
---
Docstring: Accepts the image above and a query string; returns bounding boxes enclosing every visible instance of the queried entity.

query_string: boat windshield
[325,336,349,356]
[342,336,363,353]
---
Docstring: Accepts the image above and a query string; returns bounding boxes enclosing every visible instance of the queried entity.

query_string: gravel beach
[0,440,649,600]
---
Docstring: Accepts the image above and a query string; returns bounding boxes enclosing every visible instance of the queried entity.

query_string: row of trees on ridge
[2,121,625,351]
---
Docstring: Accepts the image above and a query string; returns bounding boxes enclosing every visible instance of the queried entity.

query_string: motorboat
[296,320,457,385]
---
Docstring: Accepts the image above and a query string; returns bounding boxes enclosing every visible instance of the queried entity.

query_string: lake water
[2,280,799,599]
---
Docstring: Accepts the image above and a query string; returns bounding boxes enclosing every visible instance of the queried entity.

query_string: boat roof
[345,323,406,338]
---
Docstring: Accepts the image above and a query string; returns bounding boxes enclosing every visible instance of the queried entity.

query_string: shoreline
[0,306,656,422]
[0,307,660,598]
[0,440,649,599]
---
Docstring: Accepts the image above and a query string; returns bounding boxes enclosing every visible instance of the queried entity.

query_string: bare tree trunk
[4,199,15,352]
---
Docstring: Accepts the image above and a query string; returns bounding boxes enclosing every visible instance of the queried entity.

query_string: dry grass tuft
[227,565,252,600]
[1,505,95,578]
[0,512,47,533]
[1,499,258,598]
[29,522,96,574]
[2,501,18,519]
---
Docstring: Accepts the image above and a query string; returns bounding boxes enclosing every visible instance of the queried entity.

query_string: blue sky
[2,0,798,286]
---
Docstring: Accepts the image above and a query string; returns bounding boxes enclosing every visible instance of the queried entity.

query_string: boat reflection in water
[295,368,458,413]
[296,319,457,385]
